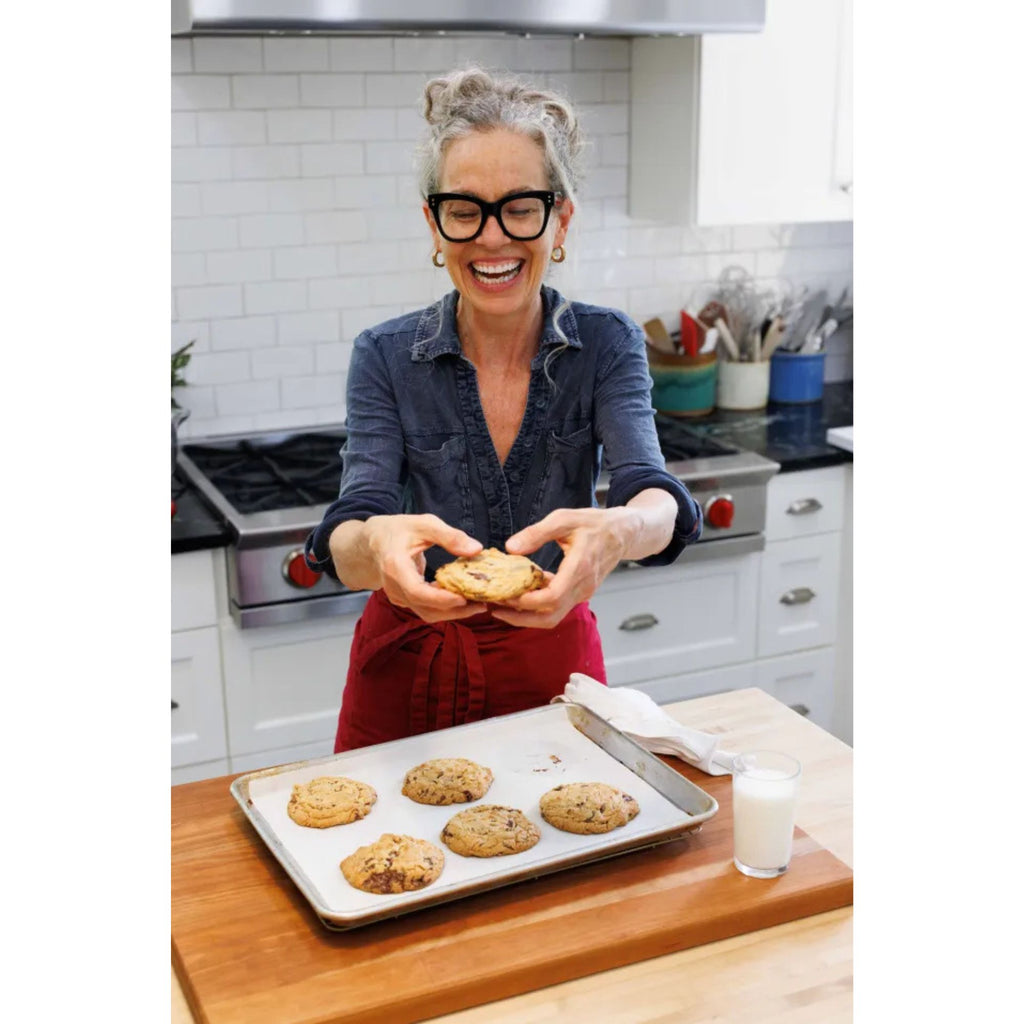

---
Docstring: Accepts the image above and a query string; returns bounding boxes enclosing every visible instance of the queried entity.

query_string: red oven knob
[283,549,320,589]
[705,496,735,529]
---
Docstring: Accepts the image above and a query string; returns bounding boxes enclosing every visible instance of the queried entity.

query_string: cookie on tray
[440,805,542,858]
[434,547,545,603]
[286,775,378,829]
[401,757,494,806]
[340,833,445,895]
[539,782,640,835]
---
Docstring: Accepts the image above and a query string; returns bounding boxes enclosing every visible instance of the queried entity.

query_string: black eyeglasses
[426,190,560,242]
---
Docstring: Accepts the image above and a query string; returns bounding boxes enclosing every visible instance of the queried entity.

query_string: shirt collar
[410,286,581,363]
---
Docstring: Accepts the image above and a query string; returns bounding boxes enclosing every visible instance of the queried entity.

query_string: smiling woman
[303,67,703,753]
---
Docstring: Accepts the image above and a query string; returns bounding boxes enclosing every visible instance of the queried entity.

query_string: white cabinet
[591,554,759,686]
[219,612,361,764]
[629,0,853,225]
[171,550,229,783]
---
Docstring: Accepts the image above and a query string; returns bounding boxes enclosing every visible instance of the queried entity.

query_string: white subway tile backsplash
[177,284,244,320]
[268,109,333,143]
[329,38,395,73]
[172,147,232,182]
[273,245,338,279]
[244,280,308,315]
[263,38,330,73]
[299,74,365,107]
[171,39,192,74]
[206,249,273,284]
[393,38,458,72]
[216,380,280,416]
[299,142,363,177]
[572,39,630,70]
[171,112,197,147]
[267,178,335,211]
[239,213,304,248]
[201,181,270,216]
[189,350,252,384]
[333,108,398,141]
[196,111,266,146]
[172,217,238,252]
[281,373,345,410]
[232,75,299,110]
[231,145,301,180]
[211,316,276,350]
[304,210,369,244]
[278,311,340,344]
[172,76,230,111]
[171,41,852,435]
[251,345,316,379]
[194,38,263,73]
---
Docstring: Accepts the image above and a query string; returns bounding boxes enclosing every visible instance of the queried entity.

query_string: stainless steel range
[177,418,779,629]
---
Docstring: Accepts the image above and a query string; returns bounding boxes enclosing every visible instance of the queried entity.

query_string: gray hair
[416,67,585,203]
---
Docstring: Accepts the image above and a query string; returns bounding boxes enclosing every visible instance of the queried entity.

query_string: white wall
[172,35,853,439]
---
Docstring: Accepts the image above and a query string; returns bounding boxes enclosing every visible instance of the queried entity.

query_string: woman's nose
[478,211,511,245]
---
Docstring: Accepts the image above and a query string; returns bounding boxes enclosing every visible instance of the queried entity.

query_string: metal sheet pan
[230,702,718,930]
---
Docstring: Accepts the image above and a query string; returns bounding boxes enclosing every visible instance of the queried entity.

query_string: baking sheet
[230,703,718,930]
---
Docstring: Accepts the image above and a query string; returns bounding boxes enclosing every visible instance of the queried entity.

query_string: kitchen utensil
[760,317,786,361]
[714,317,741,361]
[679,311,700,357]
[699,326,719,355]
[643,318,677,356]
[780,290,829,352]
[697,300,729,331]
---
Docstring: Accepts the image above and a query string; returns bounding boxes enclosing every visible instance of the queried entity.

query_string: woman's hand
[329,514,487,623]
[492,490,677,629]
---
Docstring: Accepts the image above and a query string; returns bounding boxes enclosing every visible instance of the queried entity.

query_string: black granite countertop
[682,381,853,473]
[171,469,232,554]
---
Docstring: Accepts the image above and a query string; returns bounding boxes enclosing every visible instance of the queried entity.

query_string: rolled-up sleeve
[594,315,703,566]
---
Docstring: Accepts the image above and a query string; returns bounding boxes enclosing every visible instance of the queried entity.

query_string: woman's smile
[468,258,525,289]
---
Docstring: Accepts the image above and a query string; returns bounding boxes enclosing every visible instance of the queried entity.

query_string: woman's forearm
[615,487,679,561]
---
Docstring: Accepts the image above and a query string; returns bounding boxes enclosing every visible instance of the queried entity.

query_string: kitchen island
[171,687,853,1023]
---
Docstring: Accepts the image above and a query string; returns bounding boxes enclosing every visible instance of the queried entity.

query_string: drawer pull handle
[786,497,823,515]
[171,700,180,710]
[788,703,811,717]
[780,587,816,606]
[619,613,659,632]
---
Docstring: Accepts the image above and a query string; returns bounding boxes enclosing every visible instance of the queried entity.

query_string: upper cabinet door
[629,0,853,225]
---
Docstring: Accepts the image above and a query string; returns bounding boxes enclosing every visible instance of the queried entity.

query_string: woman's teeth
[470,260,523,284]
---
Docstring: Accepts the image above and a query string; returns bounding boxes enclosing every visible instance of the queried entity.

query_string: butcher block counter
[172,688,853,1024]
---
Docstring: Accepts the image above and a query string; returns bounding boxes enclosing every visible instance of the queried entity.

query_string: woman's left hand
[489,507,638,629]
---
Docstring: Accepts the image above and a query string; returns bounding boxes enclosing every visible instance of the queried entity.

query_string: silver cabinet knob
[619,613,659,631]
[786,497,823,516]
[780,587,816,606]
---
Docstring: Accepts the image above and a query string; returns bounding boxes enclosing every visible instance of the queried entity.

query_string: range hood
[171,1,766,37]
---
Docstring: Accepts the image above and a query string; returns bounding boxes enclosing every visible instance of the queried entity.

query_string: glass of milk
[731,750,802,878]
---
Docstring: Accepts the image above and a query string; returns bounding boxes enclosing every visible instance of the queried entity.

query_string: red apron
[334,590,607,752]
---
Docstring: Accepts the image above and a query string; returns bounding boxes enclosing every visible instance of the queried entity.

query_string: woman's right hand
[329,514,487,622]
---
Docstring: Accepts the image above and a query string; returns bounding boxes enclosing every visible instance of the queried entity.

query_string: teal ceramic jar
[647,348,718,417]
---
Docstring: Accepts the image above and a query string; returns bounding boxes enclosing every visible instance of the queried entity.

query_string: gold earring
[431,250,445,268]
[551,245,566,263]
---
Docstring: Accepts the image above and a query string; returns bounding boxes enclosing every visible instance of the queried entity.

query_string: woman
[304,67,702,752]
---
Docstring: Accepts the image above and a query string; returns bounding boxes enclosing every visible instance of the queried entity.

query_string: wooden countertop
[172,687,853,1024]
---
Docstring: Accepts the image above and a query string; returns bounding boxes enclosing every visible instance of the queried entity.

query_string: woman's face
[423,128,574,325]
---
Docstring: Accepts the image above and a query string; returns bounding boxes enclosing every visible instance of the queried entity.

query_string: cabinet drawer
[220,613,361,757]
[172,759,230,786]
[230,737,337,775]
[754,647,836,732]
[766,466,847,542]
[171,626,228,768]
[757,533,841,658]
[619,660,757,707]
[592,553,759,685]
[172,549,220,631]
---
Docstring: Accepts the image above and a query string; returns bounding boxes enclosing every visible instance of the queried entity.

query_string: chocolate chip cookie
[340,833,445,894]
[401,757,494,806]
[539,782,640,835]
[434,547,545,603]
[286,775,378,829]
[440,805,542,858]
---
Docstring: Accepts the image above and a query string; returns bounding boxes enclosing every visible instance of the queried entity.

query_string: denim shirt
[305,286,702,580]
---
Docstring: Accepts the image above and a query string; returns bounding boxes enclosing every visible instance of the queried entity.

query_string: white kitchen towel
[552,673,738,776]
